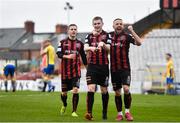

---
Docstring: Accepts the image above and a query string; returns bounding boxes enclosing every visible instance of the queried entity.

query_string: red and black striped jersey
[56,38,87,80]
[108,31,135,72]
[85,30,110,65]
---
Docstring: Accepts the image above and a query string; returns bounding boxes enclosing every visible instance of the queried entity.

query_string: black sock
[124,93,132,109]
[11,80,16,92]
[61,94,67,107]
[87,92,94,114]
[72,93,79,112]
[42,82,47,92]
[4,81,8,92]
[115,95,122,112]
[102,92,109,114]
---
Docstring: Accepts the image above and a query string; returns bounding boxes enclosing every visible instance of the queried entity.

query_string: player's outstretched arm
[128,25,142,46]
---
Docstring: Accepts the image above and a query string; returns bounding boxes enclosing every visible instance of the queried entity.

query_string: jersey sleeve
[56,41,64,59]
[127,34,136,45]
[107,33,112,45]
[85,34,89,44]
[80,43,87,65]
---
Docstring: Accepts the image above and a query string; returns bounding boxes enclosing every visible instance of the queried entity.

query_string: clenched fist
[128,25,133,32]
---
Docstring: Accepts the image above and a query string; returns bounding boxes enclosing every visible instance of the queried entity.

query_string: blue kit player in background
[3,61,16,92]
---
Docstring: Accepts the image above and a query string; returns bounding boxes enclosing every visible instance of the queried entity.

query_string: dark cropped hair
[113,18,123,22]
[166,53,172,57]
[68,24,77,29]
[92,16,103,23]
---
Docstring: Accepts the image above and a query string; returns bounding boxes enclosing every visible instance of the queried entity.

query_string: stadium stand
[130,29,180,94]
[133,9,180,37]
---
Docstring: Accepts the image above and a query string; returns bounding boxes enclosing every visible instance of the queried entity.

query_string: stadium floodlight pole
[64,2,73,25]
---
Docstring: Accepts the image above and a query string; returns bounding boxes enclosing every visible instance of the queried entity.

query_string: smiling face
[113,19,124,34]
[92,17,103,33]
[68,25,77,39]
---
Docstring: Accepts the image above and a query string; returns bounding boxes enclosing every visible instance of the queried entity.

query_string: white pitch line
[0,95,7,98]
[0,93,50,98]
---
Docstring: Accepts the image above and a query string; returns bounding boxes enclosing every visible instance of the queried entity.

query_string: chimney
[55,24,68,34]
[24,21,35,33]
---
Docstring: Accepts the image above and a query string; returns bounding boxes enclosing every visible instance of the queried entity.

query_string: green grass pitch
[0,91,180,122]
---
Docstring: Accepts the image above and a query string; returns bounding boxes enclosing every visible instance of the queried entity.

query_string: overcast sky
[0,0,159,32]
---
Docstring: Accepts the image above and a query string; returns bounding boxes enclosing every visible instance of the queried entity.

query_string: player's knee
[44,76,48,81]
[123,86,130,94]
[61,92,67,96]
[101,87,108,94]
[115,90,121,96]
[72,87,79,93]
[88,85,96,92]
[12,78,16,82]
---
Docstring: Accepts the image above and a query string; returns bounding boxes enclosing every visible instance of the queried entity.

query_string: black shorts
[87,64,109,76]
[111,70,131,91]
[86,64,109,87]
[86,74,109,87]
[61,78,80,92]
